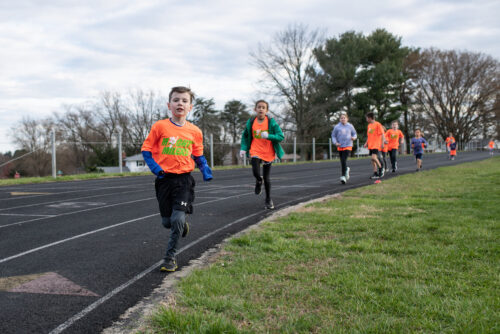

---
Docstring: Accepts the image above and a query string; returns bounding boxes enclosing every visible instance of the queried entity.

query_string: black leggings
[389,149,398,169]
[339,150,349,176]
[251,157,272,199]
[380,152,387,170]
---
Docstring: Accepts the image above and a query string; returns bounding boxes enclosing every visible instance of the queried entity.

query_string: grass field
[145,158,500,333]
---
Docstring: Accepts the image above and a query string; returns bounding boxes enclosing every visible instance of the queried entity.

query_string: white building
[123,154,149,172]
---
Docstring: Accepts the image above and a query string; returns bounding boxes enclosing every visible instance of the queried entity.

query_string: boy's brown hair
[254,100,269,110]
[169,86,195,103]
[365,112,375,119]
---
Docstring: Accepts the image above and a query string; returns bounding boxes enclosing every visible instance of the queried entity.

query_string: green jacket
[240,116,285,160]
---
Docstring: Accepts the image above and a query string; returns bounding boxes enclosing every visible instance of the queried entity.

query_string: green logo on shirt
[161,137,193,156]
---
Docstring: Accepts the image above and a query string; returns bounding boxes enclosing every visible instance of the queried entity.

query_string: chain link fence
[1,135,497,179]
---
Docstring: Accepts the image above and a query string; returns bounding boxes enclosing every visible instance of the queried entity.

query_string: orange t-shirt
[141,119,203,174]
[250,117,275,162]
[446,136,455,147]
[367,121,384,150]
[489,141,494,148]
[385,129,404,150]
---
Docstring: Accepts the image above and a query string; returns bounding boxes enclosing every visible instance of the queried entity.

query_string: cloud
[1,0,499,152]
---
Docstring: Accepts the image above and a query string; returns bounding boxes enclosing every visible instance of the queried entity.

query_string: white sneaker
[340,176,346,184]
[346,167,350,180]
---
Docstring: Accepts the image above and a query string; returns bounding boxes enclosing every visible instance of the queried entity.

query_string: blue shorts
[415,153,423,160]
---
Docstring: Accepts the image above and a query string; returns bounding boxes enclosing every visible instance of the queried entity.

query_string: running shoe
[182,221,189,238]
[340,176,346,184]
[265,198,275,210]
[392,169,396,173]
[346,167,350,180]
[370,172,380,179]
[160,258,177,272]
[255,179,263,195]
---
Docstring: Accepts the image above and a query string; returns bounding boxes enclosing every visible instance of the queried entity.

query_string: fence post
[117,128,123,173]
[329,138,332,160]
[210,134,214,169]
[293,137,297,163]
[51,129,56,178]
[312,137,316,162]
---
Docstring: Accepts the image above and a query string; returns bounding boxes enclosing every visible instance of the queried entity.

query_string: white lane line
[0,184,150,202]
[0,189,150,212]
[0,192,255,264]
[48,187,336,334]
[0,213,56,217]
[0,214,158,265]
[0,197,155,229]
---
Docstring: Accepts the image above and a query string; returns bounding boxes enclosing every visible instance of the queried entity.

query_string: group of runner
[141,86,496,272]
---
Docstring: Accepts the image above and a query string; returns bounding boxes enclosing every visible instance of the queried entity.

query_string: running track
[0,152,489,333]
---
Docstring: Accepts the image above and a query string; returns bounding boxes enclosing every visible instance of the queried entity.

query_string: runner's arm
[193,155,213,181]
[141,151,163,176]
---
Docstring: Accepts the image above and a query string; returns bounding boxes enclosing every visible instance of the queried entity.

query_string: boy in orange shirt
[445,132,455,160]
[363,112,386,179]
[142,86,213,272]
[488,140,495,156]
[240,100,284,210]
[385,120,405,173]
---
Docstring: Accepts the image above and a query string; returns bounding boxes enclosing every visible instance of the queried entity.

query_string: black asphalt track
[0,152,489,333]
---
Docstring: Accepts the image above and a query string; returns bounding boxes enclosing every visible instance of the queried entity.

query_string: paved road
[0,152,489,333]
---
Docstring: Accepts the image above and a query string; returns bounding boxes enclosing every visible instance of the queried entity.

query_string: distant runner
[331,112,357,184]
[384,121,405,173]
[411,128,427,172]
[488,140,495,156]
[363,112,386,179]
[445,132,456,160]
[240,100,284,210]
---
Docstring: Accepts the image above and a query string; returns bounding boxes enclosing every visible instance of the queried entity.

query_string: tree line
[2,25,499,177]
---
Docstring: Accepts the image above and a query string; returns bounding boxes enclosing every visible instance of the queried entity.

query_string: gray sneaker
[265,198,274,210]
[340,176,346,184]
[160,258,177,272]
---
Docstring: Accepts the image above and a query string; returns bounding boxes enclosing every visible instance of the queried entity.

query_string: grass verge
[145,157,500,333]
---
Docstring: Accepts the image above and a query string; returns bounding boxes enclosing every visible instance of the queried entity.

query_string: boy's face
[340,115,347,124]
[255,102,268,120]
[365,116,373,123]
[392,122,398,130]
[168,92,193,119]
[415,130,421,137]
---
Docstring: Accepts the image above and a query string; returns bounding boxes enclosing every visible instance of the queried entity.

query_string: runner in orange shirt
[385,120,405,173]
[380,126,389,173]
[445,132,455,160]
[363,112,386,179]
[488,140,495,156]
[240,100,284,210]
[142,86,213,272]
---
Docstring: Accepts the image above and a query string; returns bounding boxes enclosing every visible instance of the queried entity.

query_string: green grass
[145,157,500,333]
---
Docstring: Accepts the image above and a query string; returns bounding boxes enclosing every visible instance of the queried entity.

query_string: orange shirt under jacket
[141,119,203,174]
[250,117,276,162]
[367,121,385,150]
[446,136,455,147]
[385,129,404,150]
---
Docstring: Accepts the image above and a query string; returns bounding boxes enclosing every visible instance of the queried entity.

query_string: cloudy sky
[1,0,499,153]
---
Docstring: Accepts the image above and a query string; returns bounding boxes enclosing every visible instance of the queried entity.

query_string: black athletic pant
[339,150,350,177]
[251,157,272,199]
[389,149,398,170]
[380,152,387,170]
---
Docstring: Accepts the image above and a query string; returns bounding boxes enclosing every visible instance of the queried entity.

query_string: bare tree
[251,24,325,146]
[10,116,54,176]
[414,48,500,145]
